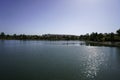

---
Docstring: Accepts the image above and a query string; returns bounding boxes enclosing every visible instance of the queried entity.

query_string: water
[0,40,120,80]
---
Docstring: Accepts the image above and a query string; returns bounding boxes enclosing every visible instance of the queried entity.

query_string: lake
[0,40,120,80]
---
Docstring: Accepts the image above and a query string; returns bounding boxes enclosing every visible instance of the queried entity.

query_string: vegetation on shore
[79,29,120,42]
[0,29,120,42]
[0,33,79,40]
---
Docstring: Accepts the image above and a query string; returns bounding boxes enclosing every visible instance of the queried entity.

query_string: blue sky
[0,0,120,35]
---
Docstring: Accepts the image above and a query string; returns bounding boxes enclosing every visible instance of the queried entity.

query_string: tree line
[0,29,120,42]
[0,33,79,40]
[79,29,120,42]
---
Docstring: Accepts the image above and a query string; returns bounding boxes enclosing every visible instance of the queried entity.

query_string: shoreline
[85,41,120,47]
[0,39,120,47]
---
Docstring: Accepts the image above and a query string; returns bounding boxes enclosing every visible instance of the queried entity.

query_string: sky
[0,0,120,35]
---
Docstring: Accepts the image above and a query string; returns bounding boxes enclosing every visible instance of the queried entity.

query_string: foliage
[0,29,120,41]
[116,29,120,36]
[79,29,120,42]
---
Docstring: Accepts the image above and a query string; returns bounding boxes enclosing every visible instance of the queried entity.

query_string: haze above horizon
[0,0,120,35]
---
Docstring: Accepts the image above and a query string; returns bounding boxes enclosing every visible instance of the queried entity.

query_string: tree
[116,29,120,36]
[110,32,115,42]
[90,32,98,41]
[97,33,104,42]
[0,32,5,39]
[13,34,17,39]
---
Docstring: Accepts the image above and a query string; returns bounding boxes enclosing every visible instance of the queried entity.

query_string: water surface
[0,40,120,80]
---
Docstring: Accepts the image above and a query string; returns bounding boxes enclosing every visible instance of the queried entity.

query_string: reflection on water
[83,47,104,80]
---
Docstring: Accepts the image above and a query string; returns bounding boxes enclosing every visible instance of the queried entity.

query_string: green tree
[0,32,5,39]
[110,32,115,42]
[90,32,98,41]
[97,33,104,42]
[116,29,120,36]
[13,34,17,39]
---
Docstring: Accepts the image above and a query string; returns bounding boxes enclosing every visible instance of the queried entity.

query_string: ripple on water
[81,46,106,80]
